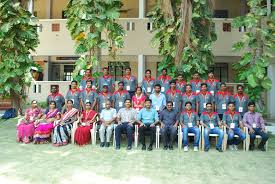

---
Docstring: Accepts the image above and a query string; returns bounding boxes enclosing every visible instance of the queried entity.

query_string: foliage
[232,0,274,110]
[148,0,216,80]
[65,0,125,83]
[0,0,39,107]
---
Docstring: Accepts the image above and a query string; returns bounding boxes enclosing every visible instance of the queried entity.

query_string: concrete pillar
[46,0,52,19]
[27,0,34,14]
[44,57,50,81]
[138,55,145,84]
[139,0,146,18]
[267,0,271,15]
[267,64,275,119]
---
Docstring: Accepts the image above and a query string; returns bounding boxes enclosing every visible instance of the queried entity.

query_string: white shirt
[100,108,117,121]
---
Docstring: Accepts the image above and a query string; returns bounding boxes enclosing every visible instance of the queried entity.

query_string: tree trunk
[10,89,21,115]
[174,0,192,66]
[161,0,174,20]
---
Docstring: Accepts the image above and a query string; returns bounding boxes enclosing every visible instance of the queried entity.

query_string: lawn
[0,118,275,184]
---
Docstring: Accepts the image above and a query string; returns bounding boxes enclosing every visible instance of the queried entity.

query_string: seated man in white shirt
[99,100,117,147]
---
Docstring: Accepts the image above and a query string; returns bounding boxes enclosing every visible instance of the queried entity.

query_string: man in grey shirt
[159,101,179,150]
[115,99,137,150]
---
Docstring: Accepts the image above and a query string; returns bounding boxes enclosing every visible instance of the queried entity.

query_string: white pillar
[44,57,50,81]
[46,0,52,19]
[139,0,146,18]
[267,64,275,119]
[267,0,271,15]
[28,0,34,14]
[138,55,145,84]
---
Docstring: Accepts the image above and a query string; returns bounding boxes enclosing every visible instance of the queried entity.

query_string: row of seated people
[17,98,268,152]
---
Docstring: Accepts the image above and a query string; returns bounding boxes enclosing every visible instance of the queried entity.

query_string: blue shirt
[137,108,159,125]
[159,108,178,126]
[149,93,166,111]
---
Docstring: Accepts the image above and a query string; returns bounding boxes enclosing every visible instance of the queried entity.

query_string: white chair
[113,123,138,148]
[201,125,225,151]
[245,127,268,151]
[223,126,248,151]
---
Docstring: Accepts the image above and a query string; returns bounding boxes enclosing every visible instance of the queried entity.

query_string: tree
[0,0,39,110]
[65,0,125,82]
[148,0,216,79]
[232,0,274,112]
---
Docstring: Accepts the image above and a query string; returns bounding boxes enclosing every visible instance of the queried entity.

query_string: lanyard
[237,95,244,107]
[186,112,192,123]
[229,113,235,124]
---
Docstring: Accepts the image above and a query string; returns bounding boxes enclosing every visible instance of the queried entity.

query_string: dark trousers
[139,124,156,146]
[160,126,177,146]
[250,128,269,147]
[115,122,133,147]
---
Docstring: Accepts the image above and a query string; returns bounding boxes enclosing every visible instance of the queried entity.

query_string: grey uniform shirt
[80,89,98,109]
[65,89,81,110]
[112,90,130,111]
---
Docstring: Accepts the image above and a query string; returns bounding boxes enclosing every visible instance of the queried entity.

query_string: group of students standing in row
[16,67,269,152]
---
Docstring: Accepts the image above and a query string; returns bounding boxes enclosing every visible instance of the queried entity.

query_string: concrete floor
[0,118,275,184]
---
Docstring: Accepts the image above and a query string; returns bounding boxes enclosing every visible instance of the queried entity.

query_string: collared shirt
[159,108,178,127]
[141,77,156,96]
[157,75,172,94]
[80,76,95,90]
[47,93,65,111]
[222,111,242,128]
[190,79,202,94]
[196,92,213,114]
[166,89,182,113]
[122,75,137,92]
[200,111,220,127]
[65,89,81,110]
[80,88,98,109]
[100,108,117,122]
[233,94,249,116]
[243,111,265,129]
[117,108,137,123]
[137,108,159,125]
[176,81,187,93]
[97,75,115,92]
[112,90,130,111]
[179,110,199,127]
[215,91,232,114]
[149,92,166,111]
[97,92,113,113]
[205,79,220,96]
[181,92,196,110]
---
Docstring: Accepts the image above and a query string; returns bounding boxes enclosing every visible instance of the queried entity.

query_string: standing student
[80,80,97,110]
[97,67,115,93]
[196,83,213,116]
[176,74,187,93]
[157,68,172,94]
[205,71,220,96]
[80,69,95,90]
[122,67,137,99]
[141,69,155,97]
[190,73,202,94]
[112,81,130,112]
[149,84,166,112]
[46,85,65,112]
[97,85,113,113]
[65,80,81,111]
[166,80,182,114]
[215,82,232,120]
[233,85,249,117]
[181,84,197,111]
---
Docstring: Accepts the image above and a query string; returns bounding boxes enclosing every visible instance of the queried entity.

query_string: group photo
[0,0,274,184]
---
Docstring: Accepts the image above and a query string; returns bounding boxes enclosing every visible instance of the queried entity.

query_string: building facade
[26,0,275,118]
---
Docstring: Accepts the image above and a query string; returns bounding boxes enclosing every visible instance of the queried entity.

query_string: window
[208,63,228,82]
[38,24,43,32]
[126,22,135,31]
[223,23,231,32]
[239,26,246,32]
[214,10,228,18]
[33,84,41,93]
[62,11,67,19]
[108,62,130,81]
[147,22,153,31]
[64,65,74,81]
[52,23,60,32]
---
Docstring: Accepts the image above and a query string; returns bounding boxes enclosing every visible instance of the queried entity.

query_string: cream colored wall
[52,0,68,19]
[214,0,241,18]
[34,0,47,19]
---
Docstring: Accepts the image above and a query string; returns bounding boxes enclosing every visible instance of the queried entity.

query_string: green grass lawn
[1,118,275,184]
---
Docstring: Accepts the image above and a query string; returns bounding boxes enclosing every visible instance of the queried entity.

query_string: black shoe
[168,145,173,150]
[258,145,266,152]
[127,146,132,150]
[105,142,110,147]
[163,145,168,150]
[100,142,105,147]
[147,145,153,151]
[216,147,223,152]
[115,146,120,150]
[249,144,255,151]
[205,148,209,152]
[141,144,146,150]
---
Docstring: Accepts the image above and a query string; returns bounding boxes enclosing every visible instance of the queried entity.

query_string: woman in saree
[33,101,59,144]
[52,100,78,146]
[17,100,43,143]
[132,87,146,112]
[74,102,98,146]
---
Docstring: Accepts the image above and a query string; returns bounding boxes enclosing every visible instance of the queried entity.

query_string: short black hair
[67,99,74,104]
[125,67,131,71]
[186,84,192,88]
[86,69,91,72]
[166,101,173,106]
[228,101,235,106]
[162,68,167,72]
[71,80,78,84]
[220,82,227,87]
[206,102,212,106]
[136,86,142,91]
[248,101,255,107]
[170,80,176,85]
[86,80,92,84]
[154,84,161,88]
[118,81,124,86]
[237,84,244,90]
[145,69,151,73]
[49,101,56,106]
[185,102,192,106]
[124,98,132,103]
[85,101,92,105]
[145,98,152,103]
[201,83,207,88]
